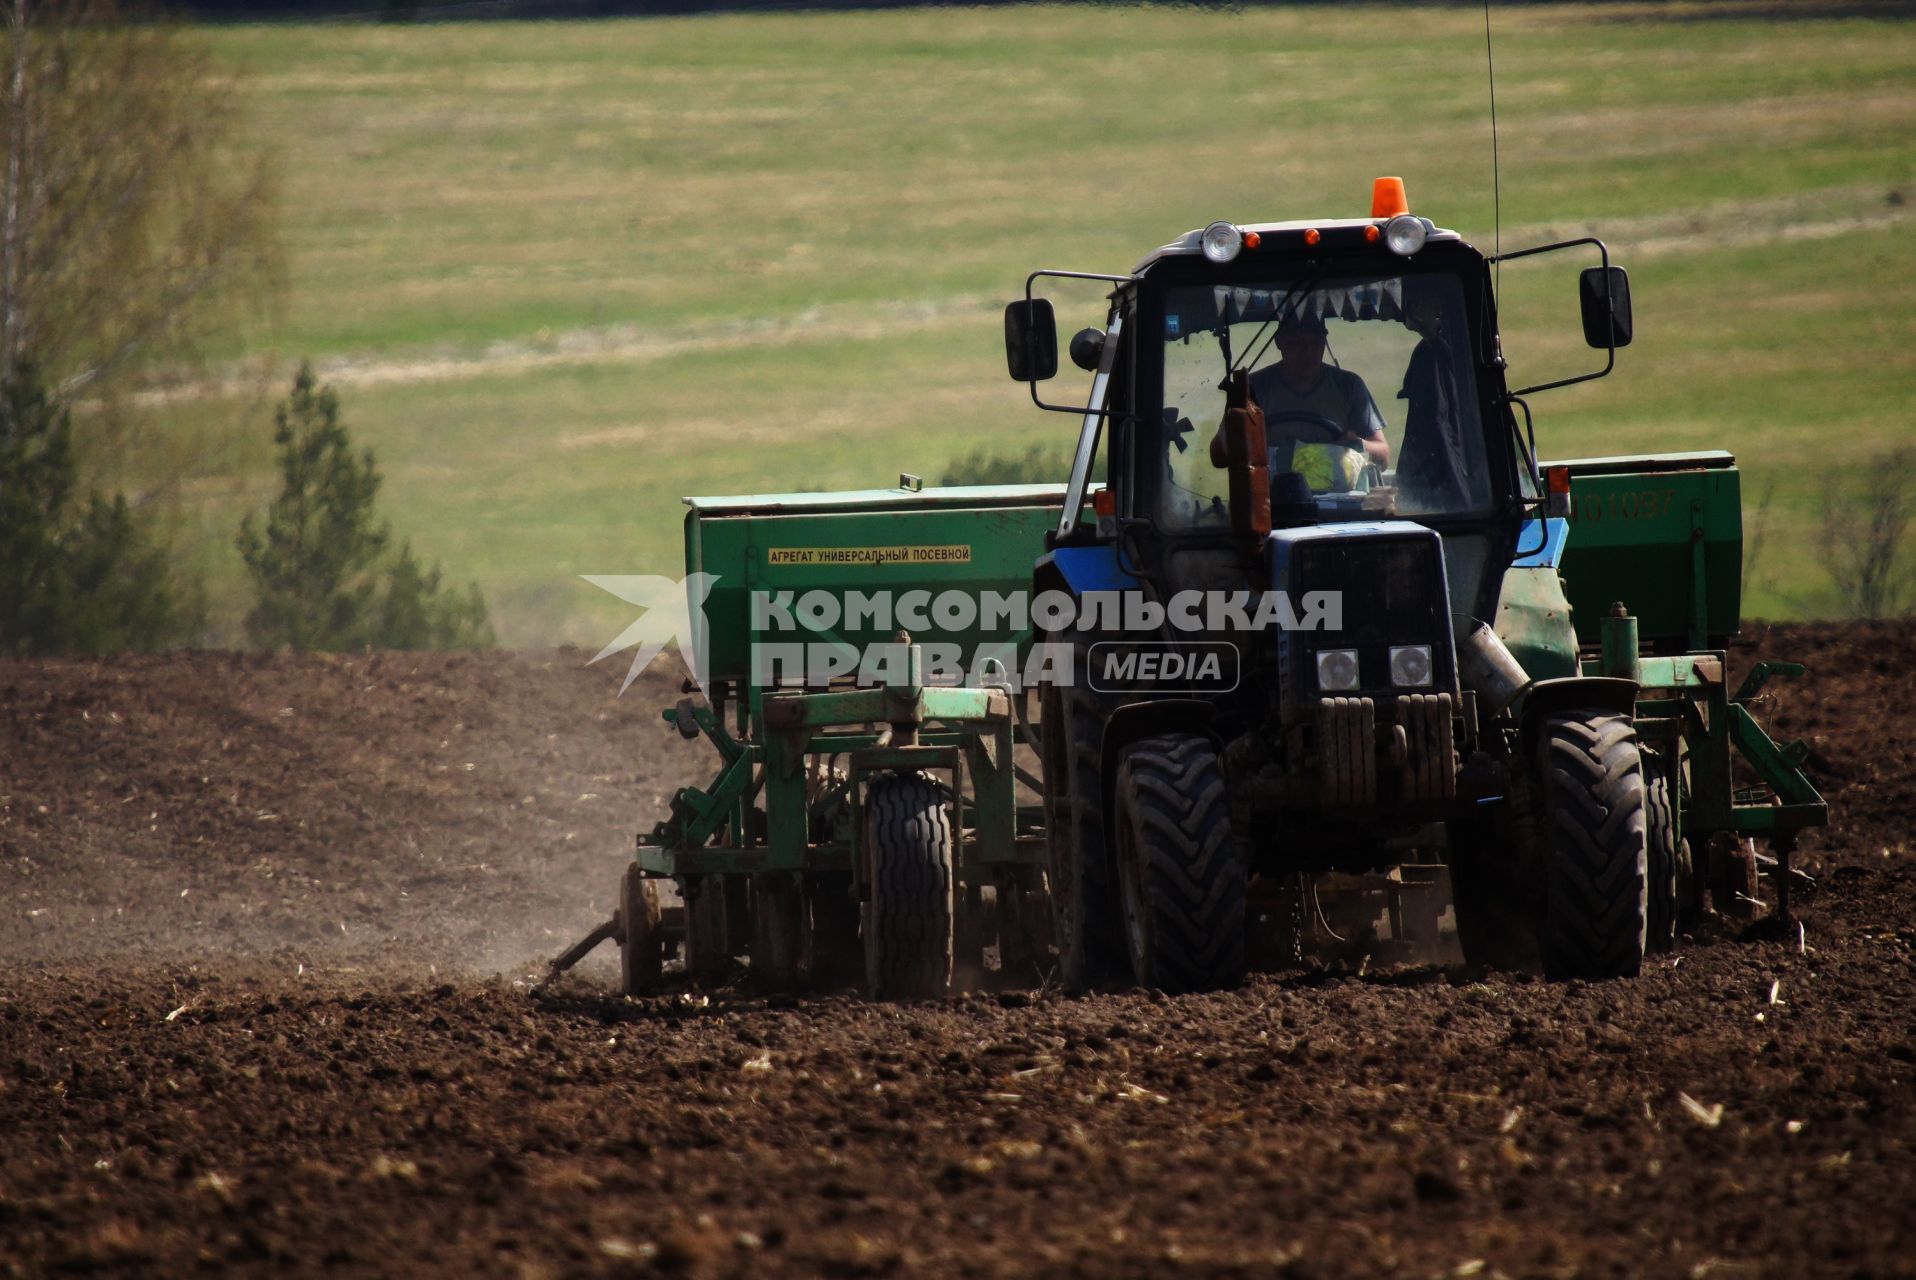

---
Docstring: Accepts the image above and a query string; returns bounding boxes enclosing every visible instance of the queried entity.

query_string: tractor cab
[1147,261,1496,525]
[1006,181,1593,634]
[1116,219,1522,649]
[1005,183,1606,747]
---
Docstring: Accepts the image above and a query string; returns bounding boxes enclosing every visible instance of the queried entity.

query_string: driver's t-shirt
[1249,365,1386,492]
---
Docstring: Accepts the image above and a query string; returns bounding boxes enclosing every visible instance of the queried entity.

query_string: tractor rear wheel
[863,773,954,1000]
[1041,671,1125,992]
[618,863,663,996]
[1113,733,1246,993]
[1643,751,1683,953]
[750,872,805,990]
[1536,711,1650,980]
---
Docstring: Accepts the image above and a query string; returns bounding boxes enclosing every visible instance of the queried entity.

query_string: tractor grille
[1294,536,1452,694]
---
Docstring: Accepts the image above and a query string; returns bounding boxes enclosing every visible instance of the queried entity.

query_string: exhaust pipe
[1454,620,1531,714]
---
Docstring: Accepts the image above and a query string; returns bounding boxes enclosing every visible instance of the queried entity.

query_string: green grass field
[104,3,1916,644]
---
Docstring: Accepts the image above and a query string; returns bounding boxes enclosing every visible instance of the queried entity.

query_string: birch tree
[0,0,277,403]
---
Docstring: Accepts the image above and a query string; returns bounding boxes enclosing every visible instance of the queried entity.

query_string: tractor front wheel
[863,773,954,1000]
[1113,733,1246,993]
[1536,711,1650,980]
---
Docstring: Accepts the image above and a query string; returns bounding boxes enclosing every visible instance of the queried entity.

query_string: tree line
[0,0,490,655]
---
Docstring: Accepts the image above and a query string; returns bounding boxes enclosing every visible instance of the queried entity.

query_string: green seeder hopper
[550,178,1826,999]
[550,481,1068,999]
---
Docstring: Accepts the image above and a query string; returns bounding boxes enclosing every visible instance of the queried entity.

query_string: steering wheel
[1263,410,1347,444]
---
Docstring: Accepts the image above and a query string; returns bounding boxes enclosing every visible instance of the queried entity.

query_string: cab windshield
[1152,272,1492,530]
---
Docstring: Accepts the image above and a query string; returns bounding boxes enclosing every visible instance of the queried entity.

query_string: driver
[1209,311,1390,491]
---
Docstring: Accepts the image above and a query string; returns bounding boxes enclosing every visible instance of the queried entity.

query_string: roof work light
[1201,221,1245,263]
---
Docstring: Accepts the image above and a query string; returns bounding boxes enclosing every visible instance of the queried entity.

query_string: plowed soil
[3,625,1914,1279]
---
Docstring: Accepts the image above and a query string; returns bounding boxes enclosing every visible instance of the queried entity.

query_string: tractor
[1004,177,1825,991]
[552,178,1823,1000]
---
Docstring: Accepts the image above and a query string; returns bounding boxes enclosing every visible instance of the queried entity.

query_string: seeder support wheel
[619,863,663,996]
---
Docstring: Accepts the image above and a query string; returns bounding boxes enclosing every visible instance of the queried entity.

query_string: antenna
[1484,0,1502,300]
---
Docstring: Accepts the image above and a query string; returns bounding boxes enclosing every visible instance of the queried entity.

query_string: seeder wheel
[619,863,663,996]
[1643,750,1683,952]
[863,772,954,1000]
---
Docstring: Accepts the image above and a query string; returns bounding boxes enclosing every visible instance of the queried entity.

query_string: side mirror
[1579,265,1633,349]
[1004,299,1058,382]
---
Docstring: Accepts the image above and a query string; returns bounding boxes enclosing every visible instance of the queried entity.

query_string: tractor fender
[1098,698,1221,816]
[1518,676,1639,755]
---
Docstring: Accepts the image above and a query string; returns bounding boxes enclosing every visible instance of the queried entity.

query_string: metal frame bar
[1622,652,1826,846]
[1019,269,1137,416]
[639,669,1026,885]
[1491,236,1619,397]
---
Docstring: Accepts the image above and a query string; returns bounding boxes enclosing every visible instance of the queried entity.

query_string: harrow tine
[538,916,621,989]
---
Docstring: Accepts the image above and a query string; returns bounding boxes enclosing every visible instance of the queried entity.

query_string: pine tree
[0,371,178,653]
[237,364,493,651]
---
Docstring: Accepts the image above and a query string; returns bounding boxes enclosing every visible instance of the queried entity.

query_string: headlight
[1316,648,1360,692]
[1389,644,1434,688]
[1383,214,1427,257]
[1201,220,1245,264]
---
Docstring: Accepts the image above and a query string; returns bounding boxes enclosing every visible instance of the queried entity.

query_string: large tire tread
[865,774,954,1000]
[1539,712,1649,980]
[1117,734,1246,993]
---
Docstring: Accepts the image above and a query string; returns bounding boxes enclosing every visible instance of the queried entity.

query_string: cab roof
[1132,218,1465,275]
